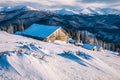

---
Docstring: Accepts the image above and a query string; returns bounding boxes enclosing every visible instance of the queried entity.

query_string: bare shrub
[117,53,120,56]
[39,54,46,60]
[16,48,24,56]
[63,51,72,55]
[0,51,11,57]
[24,50,31,55]
[76,50,84,55]
[17,49,23,53]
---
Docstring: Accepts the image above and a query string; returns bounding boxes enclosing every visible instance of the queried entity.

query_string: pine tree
[17,20,24,31]
[7,25,14,34]
[76,31,81,43]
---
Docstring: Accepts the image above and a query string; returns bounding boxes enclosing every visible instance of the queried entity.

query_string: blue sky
[0,0,119,9]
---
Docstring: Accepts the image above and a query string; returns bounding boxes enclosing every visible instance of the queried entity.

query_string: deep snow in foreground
[0,31,120,80]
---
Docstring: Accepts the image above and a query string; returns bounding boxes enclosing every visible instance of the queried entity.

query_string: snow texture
[0,31,120,80]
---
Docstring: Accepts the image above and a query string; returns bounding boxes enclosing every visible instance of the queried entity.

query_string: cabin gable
[47,28,68,41]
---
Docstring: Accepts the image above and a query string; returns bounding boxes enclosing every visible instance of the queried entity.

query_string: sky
[0,0,119,9]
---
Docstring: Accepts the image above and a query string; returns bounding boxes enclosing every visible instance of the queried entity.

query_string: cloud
[76,0,120,9]
[49,0,76,6]
[0,0,119,9]
[78,0,120,3]
[108,3,120,9]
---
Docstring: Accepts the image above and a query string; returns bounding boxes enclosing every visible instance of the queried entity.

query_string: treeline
[67,30,120,52]
[0,23,28,34]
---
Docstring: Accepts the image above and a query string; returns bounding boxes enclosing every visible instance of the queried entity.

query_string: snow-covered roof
[22,24,60,38]
[96,45,101,48]
[82,43,96,50]
[96,45,103,50]
[68,38,76,43]
[15,31,22,35]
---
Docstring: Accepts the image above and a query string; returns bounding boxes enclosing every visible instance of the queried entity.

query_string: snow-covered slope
[0,31,120,80]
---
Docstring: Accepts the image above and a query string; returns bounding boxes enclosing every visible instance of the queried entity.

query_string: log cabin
[22,24,69,42]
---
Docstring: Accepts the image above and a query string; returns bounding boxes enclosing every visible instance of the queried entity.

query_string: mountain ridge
[0,5,120,15]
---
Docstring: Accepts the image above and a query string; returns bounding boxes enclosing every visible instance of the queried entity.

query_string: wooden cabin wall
[48,28,68,41]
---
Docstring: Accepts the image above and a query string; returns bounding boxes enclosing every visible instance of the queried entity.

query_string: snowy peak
[80,7,120,15]
[99,8,120,15]
[80,7,105,15]
[50,7,120,15]
[80,8,95,15]
[0,6,38,12]
[24,6,39,11]
[51,8,79,15]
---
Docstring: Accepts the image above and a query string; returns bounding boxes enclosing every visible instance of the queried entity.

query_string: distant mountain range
[0,6,120,15]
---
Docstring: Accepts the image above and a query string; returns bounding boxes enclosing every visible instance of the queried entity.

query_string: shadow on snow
[58,53,87,67]
[77,53,94,60]
[58,53,104,72]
